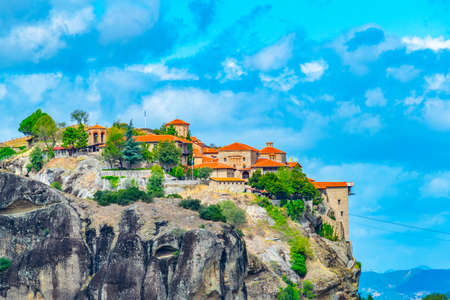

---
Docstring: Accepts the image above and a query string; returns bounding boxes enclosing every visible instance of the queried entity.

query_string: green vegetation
[199,205,227,222]
[218,200,247,227]
[62,124,88,151]
[249,167,321,204]
[102,176,120,189]
[0,147,15,161]
[140,143,154,166]
[355,261,361,269]
[70,110,89,125]
[154,140,182,171]
[122,121,143,168]
[319,222,338,241]
[51,181,62,191]
[167,193,182,198]
[19,109,48,136]
[170,165,185,179]
[196,167,213,180]
[124,178,139,189]
[102,127,125,168]
[285,199,305,221]
[93,187,151,206]
[276,276,300,300]
[147,165,164,198]
[302,280,315,299]
[166,124,177,136]
[0,257,11,272]
[32,114,58,156]
[257,196,312,277]
[422,294,448,300]
[27,146,44,172]
[179,198,202,211]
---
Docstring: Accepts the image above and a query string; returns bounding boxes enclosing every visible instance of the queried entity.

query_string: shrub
[0,147,15,161]
[355,261,361,269]
[124,178,139,189]
[196,167,213,180]
[147,166,164,198]
[302,280,315,299]
[319,223,338,241]
[290,252,307,277]
[51,181,62,191]
[179,198,202,211]
[29,146,44,172]
[167,193,182,198]
[218,200,247,227]
[277,276,300,300]
[199,205,226,222]
[170,165,185,180]
[102,176,120,189]
[0,257,11,272]
[285,199,305,221]
[93,187,151,206]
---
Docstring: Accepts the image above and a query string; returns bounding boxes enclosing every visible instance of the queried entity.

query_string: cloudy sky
[0,0,449,272]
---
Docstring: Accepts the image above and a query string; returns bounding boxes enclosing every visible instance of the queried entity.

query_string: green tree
[302,280,315,299]
[154,140,181,171]
[147,165,164,198]
[166,124,177,136]
[218,200,247,227]
[75,124,88,149]
[196,167,212,179]
[102,127,125,168]
[32,114,58,158]
[286,199,305,221]
[140,143,154,166]
[171,165,185,180]
[28,147,44,172]
[0,257,11,272]
[248,169,264,189]
[19,109,48,136]
[70,110,89,125]
[62,127,78,150]
[122,121,143,169]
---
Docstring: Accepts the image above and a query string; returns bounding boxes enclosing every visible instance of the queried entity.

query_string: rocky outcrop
[0,173,247,300]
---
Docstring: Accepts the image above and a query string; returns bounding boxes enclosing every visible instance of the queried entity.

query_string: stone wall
[321,187,350,240]
[209,180,246,193]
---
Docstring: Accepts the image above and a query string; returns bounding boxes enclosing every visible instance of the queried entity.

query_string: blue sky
[0,0,449,272]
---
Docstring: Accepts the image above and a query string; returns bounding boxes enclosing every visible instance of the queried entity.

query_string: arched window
[338,199,341,205]
[340,211,344,217]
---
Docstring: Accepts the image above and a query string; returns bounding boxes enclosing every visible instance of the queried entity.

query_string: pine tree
[122,120,142,169]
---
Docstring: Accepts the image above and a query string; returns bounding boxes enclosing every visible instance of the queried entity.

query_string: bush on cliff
[0,147,15,161]
[199,204,226,222]
[218,200,247,227]
[147,165,164,198]
[27,146,44,173]
[179,198,202,211]
[319,222,338,241]
[277,276,300,300]
[94,187,151,206]
[0,257,11,272]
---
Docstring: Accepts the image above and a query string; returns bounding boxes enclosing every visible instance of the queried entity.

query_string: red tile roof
[194,162,235,169]
[88,124,106,130]
[252,158,286,168]
[286,162,302,168]
[203,147,218,154]
[166,119,190,126]
[193,148,203,157]
[219,142,259,152]
[53,146,65,150]
[210,177,246,182]
[134,134,191,144]
[260,146,286,154]
[311,182,353,189]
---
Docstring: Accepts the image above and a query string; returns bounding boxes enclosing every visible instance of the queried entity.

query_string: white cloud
[0,84,6,100]
[127,63,198,81]
[386,65,420,82]
[402,91,423,106]
[345,113,382,134]
[300,59,328,82]
[402,36,450,52]
[334,101,361,118]
[425,73,450,93]
[421,171,450,199]
[98,0,160,43]
[0,7,94,63]
[10,73,62,103]
[260,68,299,91]
[220,58,247,81]
[245,33,295,71]
[423,98,450,130]
[365,87,387,107]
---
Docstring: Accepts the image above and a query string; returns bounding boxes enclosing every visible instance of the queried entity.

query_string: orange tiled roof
[210,177,246,182]
[194,162,235,169]
[311,182,353,189]
[219,142,259,152]
[166,119,190,126]
[193,148,203,157]
[286,162,302,168]
[202,156,218,163]
[89,124,106,130]
[252,158,286,168]
[203,147,218,154]
[134,134,192,144]
[260,146,286,154]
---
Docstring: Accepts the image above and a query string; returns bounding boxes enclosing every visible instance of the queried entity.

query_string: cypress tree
[122,120,142,169]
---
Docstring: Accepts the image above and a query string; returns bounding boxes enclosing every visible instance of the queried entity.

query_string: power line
[349,213,450,236]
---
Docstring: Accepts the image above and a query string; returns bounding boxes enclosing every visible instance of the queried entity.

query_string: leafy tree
[32,115,58,155]
[102,127,125,168]
[0,257,11,272]
[291,251,307,277]
[70,109,89,125]
[57,122,66,129]
[75,124,88,149]
[28,147,44,172]
[302,280,315,299]
[166,124,177,136]
[93,187,151,206]
[153,140,181,171]
[199,205,226,222]
[140,143,154,166]
[179,198,202,211]
[249,169,264,189]
[277,276,300,300]
[196,167,213,179]
[19,109,48,136]
[147,165,164,198]
[286,199,305,221]
[0,147,15,161]
[218,200,247,227]
[122,121,142,169]
[170,165,185,180]
[62,127,79,150]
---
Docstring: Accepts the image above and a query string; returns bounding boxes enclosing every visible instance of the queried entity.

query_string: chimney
[266,142,274,147]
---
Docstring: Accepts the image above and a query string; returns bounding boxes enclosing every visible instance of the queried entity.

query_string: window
[243,157,246,161]
[243,164,246,168]
[338,199,341,205]
[224,158,227,162]
[340,211,343,217]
